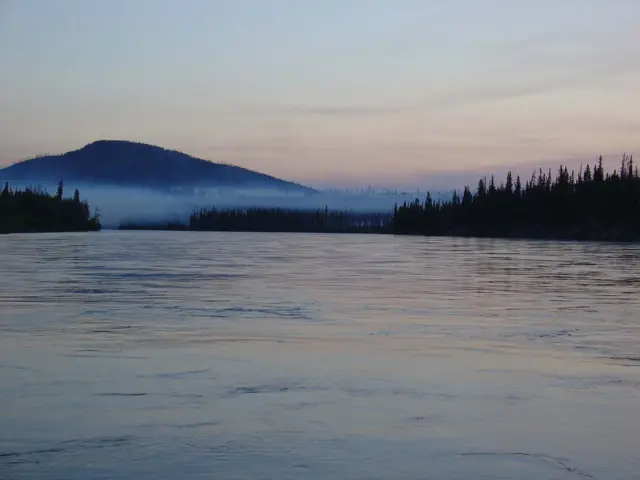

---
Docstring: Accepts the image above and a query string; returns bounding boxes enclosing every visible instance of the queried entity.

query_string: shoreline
[114,225,640,243]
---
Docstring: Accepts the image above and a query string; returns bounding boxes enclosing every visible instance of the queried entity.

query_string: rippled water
[1,231,640,479]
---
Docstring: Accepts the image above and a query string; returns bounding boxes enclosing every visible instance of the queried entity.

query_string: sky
[1,0,640,187]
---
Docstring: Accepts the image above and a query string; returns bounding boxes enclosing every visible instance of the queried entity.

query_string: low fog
[2,181,454,228]
[4,153,625,228]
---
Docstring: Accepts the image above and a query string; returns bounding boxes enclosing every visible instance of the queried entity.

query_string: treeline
[120,207,389,233]
[119,221,189,231]
[0,181,101,234]
[392,154,640,241]
[190,207,389,233]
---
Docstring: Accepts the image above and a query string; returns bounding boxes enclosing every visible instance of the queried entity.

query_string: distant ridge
[0,140,313,192]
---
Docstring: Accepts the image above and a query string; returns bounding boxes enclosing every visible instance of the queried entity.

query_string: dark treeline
[119,221,189,231]
[120,207,390,233]
[392,154,640,241]
[190,207,388,233]
[0,181,101,234]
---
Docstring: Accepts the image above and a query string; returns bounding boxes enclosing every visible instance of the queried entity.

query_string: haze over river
[1,232,639,479]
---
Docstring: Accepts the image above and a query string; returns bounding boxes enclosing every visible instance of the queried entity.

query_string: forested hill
[0,140,313,192]
[392,155,640,241]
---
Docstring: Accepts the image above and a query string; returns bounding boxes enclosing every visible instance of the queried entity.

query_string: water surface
[1,232,640,479]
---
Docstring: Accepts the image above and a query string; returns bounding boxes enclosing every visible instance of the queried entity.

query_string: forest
[189,207,388,233]
[120,207,389,233]
[0,182,101,234]
[391,155,640,241]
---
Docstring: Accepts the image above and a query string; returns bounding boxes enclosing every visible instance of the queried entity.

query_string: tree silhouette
[184,207,388,233]
[392,154,640,241]
[0,183,100,234]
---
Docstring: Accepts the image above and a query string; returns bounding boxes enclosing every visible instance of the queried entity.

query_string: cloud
[419,59,639,111]
[259,81,561,119]
[264,45,640,118]
[426,81,561,109]
[264,78,587,121]
[276,105,412,116]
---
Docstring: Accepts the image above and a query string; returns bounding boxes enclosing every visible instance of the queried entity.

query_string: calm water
[1,231,640,480]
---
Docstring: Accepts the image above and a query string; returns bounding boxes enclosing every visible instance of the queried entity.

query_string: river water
[1,231,639,479]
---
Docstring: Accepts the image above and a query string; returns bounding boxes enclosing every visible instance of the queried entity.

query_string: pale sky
[1,0,639,185]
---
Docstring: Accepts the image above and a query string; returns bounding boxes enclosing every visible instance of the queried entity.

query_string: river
[1,231,639,479]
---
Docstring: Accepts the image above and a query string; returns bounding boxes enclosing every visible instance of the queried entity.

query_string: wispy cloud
[275,105,412,117]
[265,45,640,118]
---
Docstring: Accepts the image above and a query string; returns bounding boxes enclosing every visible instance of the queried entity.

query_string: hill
[0,140,313,192]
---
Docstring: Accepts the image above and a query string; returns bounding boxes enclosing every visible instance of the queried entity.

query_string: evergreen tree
[477,178,486,197]
[505,171,513,194]
[0,183,100,234]
[391,154,640,241]
[489,176,496,195]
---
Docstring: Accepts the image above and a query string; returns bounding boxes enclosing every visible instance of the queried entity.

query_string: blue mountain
[0,140,313,192]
